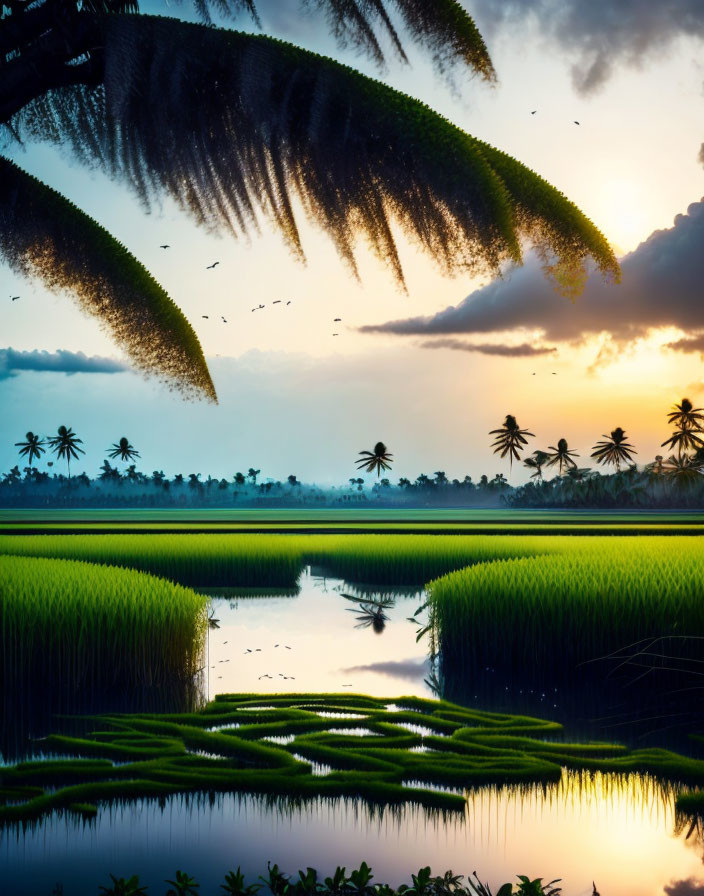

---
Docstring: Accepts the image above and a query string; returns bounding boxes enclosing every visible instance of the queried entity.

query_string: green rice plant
[0,533,555,589]
[428,536,704,681]
[3,692,704,825]
[0,554,207,696]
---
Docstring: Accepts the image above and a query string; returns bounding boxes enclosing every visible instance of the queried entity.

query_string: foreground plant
[95,865,566,896]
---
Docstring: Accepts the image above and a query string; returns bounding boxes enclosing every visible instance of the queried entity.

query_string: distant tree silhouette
[247,468,260,485]
[107,436,140,463]
[546,438,579,475]
[489,415,534,471]
[47,425,85,478]
[356,442,393,477]
[591,427,636,472]
[15,432,45,467]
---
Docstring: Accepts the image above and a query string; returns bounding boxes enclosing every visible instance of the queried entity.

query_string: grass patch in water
[3,693,704,825]
[0,554,206,696]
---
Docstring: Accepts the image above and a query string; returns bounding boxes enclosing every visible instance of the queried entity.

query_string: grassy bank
[0,533,558,587]
[0,554,207,695]
[429,537,704,680]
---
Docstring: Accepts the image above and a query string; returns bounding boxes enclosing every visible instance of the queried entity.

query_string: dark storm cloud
[419,338,555,357]
[0,348,128,380]
[666,333,704,354]
[664,879,704,896]
[361,198,704,345]
[471,0,704,93]
[341,658,429,681]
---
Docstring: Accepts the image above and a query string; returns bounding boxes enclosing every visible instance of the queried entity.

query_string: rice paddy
[0,554,207,696]
[4,692,704,826]
[428,536,704,681]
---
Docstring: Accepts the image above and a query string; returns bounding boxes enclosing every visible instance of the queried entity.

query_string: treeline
[2,462,703,508]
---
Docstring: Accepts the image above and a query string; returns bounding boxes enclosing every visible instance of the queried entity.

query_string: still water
[2,570,704,895]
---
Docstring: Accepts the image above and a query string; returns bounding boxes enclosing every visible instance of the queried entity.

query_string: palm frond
[14,16,618,293]
[0,156,216,402]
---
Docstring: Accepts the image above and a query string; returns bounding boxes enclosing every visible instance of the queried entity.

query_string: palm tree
[546,438,579,475]
[107,436,140,463]
[662,453,704,485]
[523,449,550,481]
[15,431,45,466]
[489,415,534,470]
[356,442,394,477]
[47,425,85,477]
[247,468,260,485]
[666,398,704,430]
[1,2,618,401]
[590,427,637,471]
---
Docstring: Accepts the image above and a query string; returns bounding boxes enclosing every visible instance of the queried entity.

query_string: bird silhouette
[272,300,281,304]
[274,644,279,647]
[222,318,228,323]
[223,640,228,644]
[552,372,557,375]
[10,295,19,301]
[258,304,265,309]
[574,121,580,125]
[202,315,209,319]
[286,301,292,305]
[531,110,537,115]
[206,261,220,269]
[251,308,257,312]
[159,244,170,249]
[255,648,261,652]
[285,645,292,649]
[334,318,341,321]
[245,649,252,653]
[332,333,339,336]
[532,372,536,375]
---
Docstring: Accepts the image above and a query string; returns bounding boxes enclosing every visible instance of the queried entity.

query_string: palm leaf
[0,156,216,401]
[14,16,618,293]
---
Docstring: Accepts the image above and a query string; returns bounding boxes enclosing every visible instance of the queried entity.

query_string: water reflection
[2,771,704,896]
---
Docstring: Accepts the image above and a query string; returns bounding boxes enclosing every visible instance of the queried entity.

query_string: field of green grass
[429,537,704,680]
[0,554,206,696]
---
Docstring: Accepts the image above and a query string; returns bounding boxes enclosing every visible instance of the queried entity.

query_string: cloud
[418,338,555,357]
[361,198,704,346]
[666,333,704,354]
[664,879,704,896]
[471,0,704,93]
[340,658,429,681]
[0,348,128,380]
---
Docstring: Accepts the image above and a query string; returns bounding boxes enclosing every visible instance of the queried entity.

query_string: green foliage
[2,692,704,825]
[428,537,704,679]
[99,874,148,896]
[165,870,200,896]
[0,554,206,695]
[0,158,215,401]
[0,532,552,588]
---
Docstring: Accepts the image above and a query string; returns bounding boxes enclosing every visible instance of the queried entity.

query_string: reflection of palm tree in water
[342,593,394,634]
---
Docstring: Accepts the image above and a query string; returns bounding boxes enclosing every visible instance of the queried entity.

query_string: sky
[2,0,704,483]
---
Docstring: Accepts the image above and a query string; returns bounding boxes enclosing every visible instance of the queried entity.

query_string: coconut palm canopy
[489,415,534,469]
[47,424,85,474]
[590,427,637,471]
[546,438,579,475]
[14,431,45,466]
[107,437,141,462]
[356,441,394,476]
[0,1,619,402]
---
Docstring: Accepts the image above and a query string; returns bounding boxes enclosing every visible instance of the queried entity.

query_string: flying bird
[286,301,292,305]
[222,318,228,323]
[272,300,281,304]
[573,121,580,125]
[333,333,339,336]
[531,110,537,115]
[333,318,341,322]
[10,295,19,301]
[159,244,170,249]
[202,315,209,319]
[258,304,265,309]
[206,261,220,269]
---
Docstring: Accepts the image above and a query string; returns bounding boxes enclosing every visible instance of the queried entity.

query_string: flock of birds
[157,245,344,336]
[531,110,581,125]
[209,638,355,687]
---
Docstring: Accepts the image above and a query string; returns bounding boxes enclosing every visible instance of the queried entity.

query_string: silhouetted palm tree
[662,453,704,485]
[590,427,636,471]
[356,442,394,477]
[546,438,579,474]
[247,468,260,485]
[489,415,534,470]
[15,431,45,466]
[47,425,85,477]
[107,437,140,463]
[1,1,618,399]
[661,426,704,458]
[523,449,550,480]
[667,398,704,430]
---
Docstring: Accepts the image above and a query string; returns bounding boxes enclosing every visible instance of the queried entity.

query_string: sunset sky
[2,0,704,483]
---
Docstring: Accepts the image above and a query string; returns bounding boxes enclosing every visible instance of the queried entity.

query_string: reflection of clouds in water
[340,658,429,680]
[665,879,704,895]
